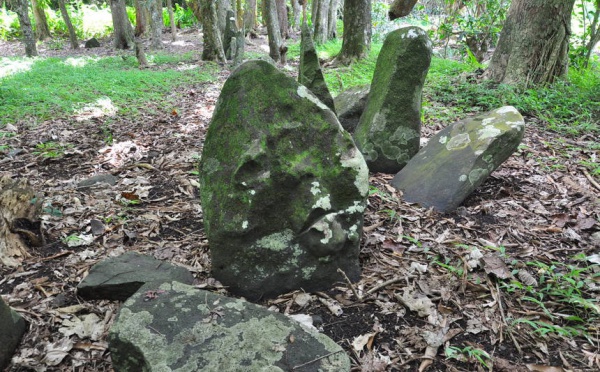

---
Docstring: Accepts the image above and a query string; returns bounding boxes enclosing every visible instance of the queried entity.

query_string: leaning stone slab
[334,84,370,133]
[199,60,368,300]
[0,296,27,370]
[109,281,350,371]
[299,21,336,112]
[391,106,525,212]
[77,252,194,301]
[353,26,432,173]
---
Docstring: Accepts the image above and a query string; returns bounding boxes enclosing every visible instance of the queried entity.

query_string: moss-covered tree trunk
[334,0,371,65]
[485,0,575,86]
[200,0,226,62]
[14,0,37,56]
[58,0,78,49]
[111,0,135,49]
[31,0,51,40]
[243,0,257,34]
[264,0,283,62]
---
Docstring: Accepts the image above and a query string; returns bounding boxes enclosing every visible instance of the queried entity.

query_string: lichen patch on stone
[446,133,471,151]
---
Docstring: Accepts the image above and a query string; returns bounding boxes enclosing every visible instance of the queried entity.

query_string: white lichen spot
[310,181,321,195]
[168,316,178,322]
[406,28,420,38]
[340,148,369,196]
[249,190,256,195]
[446,133,471,151]
[241,182,247,186]
[507,120,525,129]
[459,174,468,182]
[345,201,365,214]
[297,85,330,111]
[439,136,448,144]
[313,195,332,210]
[256,230,294,251]
[474,150,484,156]
[496,106,518,114]
[478,125,502,140]
[242,221,248,229]
[481,117,495,126]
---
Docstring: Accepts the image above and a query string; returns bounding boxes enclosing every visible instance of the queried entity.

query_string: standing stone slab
[391,106,525,212]
[299,22,336,112]
[77,252,194,301]
[1,296,27,370]
[199,60,369,300]
[334,84,370,133]
[109,281,350,371]
[353,26,432,173]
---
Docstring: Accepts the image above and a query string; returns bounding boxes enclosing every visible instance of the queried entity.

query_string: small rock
[334,84,370,133]
[76,173,118,189]
[84,38,100,48]
[77,252,194,301]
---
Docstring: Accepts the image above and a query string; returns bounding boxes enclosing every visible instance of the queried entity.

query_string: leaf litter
[0,36,599,372]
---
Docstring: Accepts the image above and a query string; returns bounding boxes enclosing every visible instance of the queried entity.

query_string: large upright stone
[109,281,350,371]
[199,60,369,300]
[391,106,525,212]
[299,22,336,112]
[1,296,27,370]
[353,26,432,173]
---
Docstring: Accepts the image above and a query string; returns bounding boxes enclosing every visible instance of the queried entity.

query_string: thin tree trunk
[14,0,37,56]
[236,0,243,28]
[149,0,163,49]
[187,0,201,24]
[335,0,371,65]
[167,0,176,41]
[584,0,600,68]
[264,0,283,62]
[216,0,230,38]
[110,0,135,49]
[327,0,338,40]
[200,0,226,62]
[486,0,575,86]
[31,0,51,40]
[291,0,301,31]
[135,0,149,36]
[58,0,78,49]
[313,0,329,44]
[276,0,288,39]
[243,0,257,34]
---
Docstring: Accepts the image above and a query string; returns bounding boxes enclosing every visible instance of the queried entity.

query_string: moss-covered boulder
[334,84,370,133]
[109,281,350,371]
[0,296,27,370]
[391,106,525,212]
[299,21,335,112]
[199,60,368,300]
[353,26,432,173]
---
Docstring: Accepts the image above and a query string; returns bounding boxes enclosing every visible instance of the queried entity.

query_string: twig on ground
[291,350,343,371]
[337,268,361,300]
[581,167,600,191]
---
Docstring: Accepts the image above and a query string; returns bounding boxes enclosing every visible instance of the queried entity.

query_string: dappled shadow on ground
[1,34,599,371]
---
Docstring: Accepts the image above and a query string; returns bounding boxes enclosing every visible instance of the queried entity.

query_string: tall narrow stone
[299,22,336,112]
[199,60,368,300]
[353,26,432,173]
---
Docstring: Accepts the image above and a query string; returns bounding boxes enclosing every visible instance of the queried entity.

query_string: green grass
[0,53,217,127]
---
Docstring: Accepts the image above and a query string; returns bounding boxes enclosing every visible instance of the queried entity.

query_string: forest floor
[1,31,599,372]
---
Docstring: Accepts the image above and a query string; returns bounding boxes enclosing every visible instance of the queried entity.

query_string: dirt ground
[1,31,599,372]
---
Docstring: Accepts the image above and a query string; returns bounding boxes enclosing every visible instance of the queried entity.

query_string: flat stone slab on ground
[109,281,350,371]
[77,252,194,301]
[391,106,525,212]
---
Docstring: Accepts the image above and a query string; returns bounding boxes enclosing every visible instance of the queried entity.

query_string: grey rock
[391,106,525,212]
[299,22,335,112]
[354,26,432,173]
[76,173,118,189]
[109,281,350,372]
[334,84,370,133]
[0,296,27,370]
[84,38,100,48]
[591,231,600,247]
[77,252,194,301]
[199,60,368,300]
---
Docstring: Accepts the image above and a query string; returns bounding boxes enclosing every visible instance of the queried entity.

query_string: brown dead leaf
[481,253,511,279]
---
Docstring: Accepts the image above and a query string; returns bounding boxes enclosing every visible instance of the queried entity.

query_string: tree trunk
[236,0,243,28]
[200,0,226,62]
[14,0,37,56]
[264,0,283,62]
[110,0,135,49]
[335,0,371,65]
[58,0,78,49]
[243,0,257,34]
[291,0,301,31]
[148,0,163,49]
[167,0,176,41]
[486,0,575,86]
[276,0,288,39]
[583,0,600,68]
[31,0,51,40]
[187,0,201,24]
[327,0,338,40]
[216,0,230,38]
[135,0,149,36]
[313,0,329,44]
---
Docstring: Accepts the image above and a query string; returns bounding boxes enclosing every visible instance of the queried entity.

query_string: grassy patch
[0,53,217,127]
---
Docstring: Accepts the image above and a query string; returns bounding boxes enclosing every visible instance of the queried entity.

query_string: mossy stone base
[108,281,350,371]
[353,26,432,173]
[0,296,27,370]
[199,60,368,300]
[391,106,525,212]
